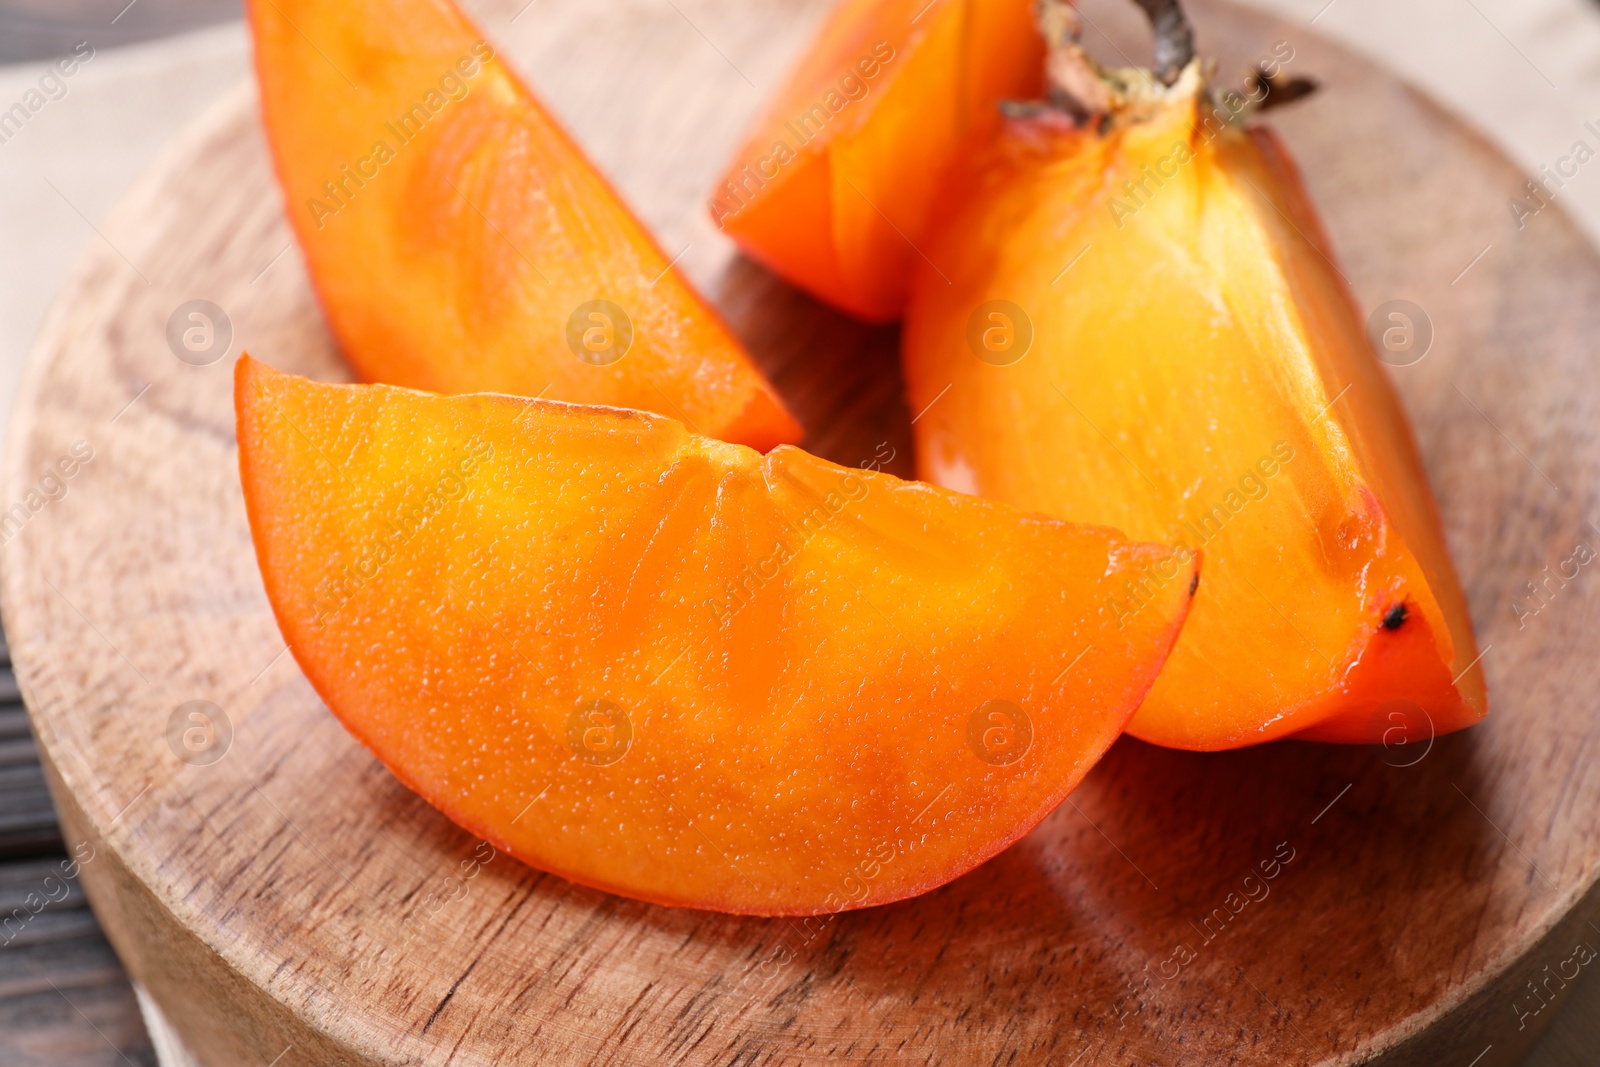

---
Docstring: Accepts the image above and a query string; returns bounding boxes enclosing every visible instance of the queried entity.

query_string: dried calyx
[1031,0,1314,126]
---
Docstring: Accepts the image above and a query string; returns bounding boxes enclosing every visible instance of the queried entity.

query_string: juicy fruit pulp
[712,0,1043,322]
[237,355,1197,914]
[903,85,1486,750]
[249,0,799,450]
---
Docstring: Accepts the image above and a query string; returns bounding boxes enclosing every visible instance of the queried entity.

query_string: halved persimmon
[250,0,799,450]
[711,0,1043,321]
[902,3,1485,750]
[236,355,1196,914]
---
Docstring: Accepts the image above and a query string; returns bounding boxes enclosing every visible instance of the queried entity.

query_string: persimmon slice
[236,355,1196,914]
[903,69,1487,750]
[249,0,799,450]
[712,0,1043,322]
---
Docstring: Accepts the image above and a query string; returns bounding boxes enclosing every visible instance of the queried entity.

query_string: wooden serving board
[5,0,1600,1063]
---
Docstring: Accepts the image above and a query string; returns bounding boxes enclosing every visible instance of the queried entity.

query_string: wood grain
[0,634,157,1067]
[4,0,1600,1064]
[0,857,158,1067]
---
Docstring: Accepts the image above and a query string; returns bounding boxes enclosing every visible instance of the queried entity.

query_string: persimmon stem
[1130,0,1194,86]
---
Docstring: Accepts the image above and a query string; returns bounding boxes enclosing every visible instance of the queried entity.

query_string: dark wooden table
[0,623,156,1067]
[0,0,240,62]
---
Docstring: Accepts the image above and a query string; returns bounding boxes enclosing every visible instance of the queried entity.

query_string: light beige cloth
[0,22,248,450]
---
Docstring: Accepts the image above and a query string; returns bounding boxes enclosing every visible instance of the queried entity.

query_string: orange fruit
[712,0,1043,322]
[250,0,799,449]
[237,355,1197,913]
[903,66,1485,750]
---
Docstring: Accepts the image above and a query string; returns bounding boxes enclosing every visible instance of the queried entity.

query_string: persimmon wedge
[236,355,1197,914]
[902,16,1486,750]
[249,0,799,450]
[711,0,1043,321]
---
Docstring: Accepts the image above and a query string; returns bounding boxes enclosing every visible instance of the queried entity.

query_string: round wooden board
[5,0,1600,1064]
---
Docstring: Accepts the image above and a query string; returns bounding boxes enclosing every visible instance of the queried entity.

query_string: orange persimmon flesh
[236,354,1197,914]
[712,0,1042,322]
[903,73,1486,750]
[249,0,799,450]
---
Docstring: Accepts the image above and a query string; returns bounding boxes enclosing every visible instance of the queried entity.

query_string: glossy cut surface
[236,355,1197,913]
[250,0,800,449]
[712,0,1043,321]
[903,97,1486,750]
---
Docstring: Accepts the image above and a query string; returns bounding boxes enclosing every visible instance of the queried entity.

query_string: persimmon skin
[902,93,1486,751]
[712,0,1043,322]
[249,0,799,450]
[236,355,1197,914]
